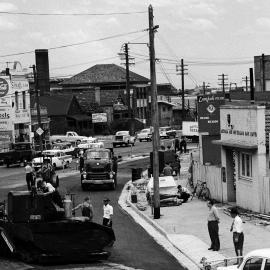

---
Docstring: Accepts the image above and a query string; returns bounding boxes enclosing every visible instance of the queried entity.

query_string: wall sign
[0,78,9,97]
[197,94,225,135]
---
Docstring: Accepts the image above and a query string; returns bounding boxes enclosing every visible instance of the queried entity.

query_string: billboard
[92,113,107,123]
[182,121,199,136]
[197,94,225,135]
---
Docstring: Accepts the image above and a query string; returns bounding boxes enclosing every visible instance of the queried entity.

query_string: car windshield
[116,131,128,136]
[43,152,56,157]
[52,145,61,150]
[86,151,109,160]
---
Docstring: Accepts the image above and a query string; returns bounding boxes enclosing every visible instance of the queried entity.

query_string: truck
[50,131,88,144]
[113,131,135,147]
[0,142,35,167]
[81,148,118,190]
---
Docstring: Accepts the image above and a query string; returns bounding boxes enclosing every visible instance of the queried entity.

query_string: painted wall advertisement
[0,77,12,107]
[92,113,107,123]
[197,94,225,135]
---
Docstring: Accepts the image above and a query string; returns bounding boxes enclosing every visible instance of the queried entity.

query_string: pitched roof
[61,64,149,86]
[39,95,74,116]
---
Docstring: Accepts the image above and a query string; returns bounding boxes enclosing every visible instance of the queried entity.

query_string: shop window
[22,91,26,109]
[15,91,18,110]
[240,152,252,178]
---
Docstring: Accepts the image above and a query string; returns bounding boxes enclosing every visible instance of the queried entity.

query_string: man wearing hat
[103,198,113,227]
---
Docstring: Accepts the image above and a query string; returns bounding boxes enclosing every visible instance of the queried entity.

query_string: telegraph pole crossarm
[148,4,160,219]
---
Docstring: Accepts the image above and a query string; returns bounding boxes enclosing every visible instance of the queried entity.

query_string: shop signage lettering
[221,129,257,137]
[0,78,9,97]
[197,94,225,135]
[11,80,29,91]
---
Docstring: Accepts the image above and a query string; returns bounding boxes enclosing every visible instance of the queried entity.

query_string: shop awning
[212,139,258,150]
[67,114,91,121]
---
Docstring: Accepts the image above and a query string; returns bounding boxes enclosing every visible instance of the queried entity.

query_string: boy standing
[230,207,244,264]
[103,198,113,227]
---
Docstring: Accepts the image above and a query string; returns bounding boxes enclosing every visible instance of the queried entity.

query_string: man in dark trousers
[180,137,187,153]
[207,199,220,251]
[79,153,84,172]
[174,136,180,153]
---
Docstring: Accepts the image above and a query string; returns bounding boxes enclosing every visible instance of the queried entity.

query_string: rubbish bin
[132,168,143,181]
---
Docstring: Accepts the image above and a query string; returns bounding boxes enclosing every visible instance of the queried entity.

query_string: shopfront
[213,104,267,212]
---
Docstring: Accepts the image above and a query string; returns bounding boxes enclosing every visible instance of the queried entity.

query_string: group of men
[207,200,244,264]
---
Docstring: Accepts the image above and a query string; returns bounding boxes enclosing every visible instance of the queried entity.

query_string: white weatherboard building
[0,64,31,148]
[213,104,268,212]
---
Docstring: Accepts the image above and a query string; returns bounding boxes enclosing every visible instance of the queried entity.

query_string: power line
[51,56,119,70]
[0,28,148,58]
[0,11,147,16]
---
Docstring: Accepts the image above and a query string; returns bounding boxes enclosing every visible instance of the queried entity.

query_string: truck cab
[81,148,117,190]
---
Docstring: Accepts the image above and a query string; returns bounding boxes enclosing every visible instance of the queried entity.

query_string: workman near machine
[162,162,173,176]
[177,185,191,203]
[25,162,35,191]
[73,196,94,221]
[41,160,54,182]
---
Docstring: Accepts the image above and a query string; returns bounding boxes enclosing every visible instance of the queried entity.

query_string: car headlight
[109,171,114,178]
[82,172,87,179]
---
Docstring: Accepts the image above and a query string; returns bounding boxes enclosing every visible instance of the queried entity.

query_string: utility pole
[176,60,188,120]
[30,65,43,152]
[218,74,228,93]
[202,82,210,95]
[261,53,265,92]
[242,76,249,92]
[148,4,160,219]
[124,43,131,119]
[250,68,255,103]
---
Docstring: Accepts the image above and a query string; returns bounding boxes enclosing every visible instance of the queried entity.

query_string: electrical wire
[0,11,147,16]
[51,56,119,70]
[0,28,148,58]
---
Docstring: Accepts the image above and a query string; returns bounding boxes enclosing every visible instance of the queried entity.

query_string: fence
[193,162,223,202]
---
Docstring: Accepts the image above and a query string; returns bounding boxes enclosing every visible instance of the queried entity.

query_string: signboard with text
[92,113,107,123]
[197,94,225,135]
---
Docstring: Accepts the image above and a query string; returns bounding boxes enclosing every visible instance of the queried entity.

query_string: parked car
[113,131,136,147]
[50,131,87,144]
[32,149,72,170]
[51,142,76,157]
[217,249,270,270]
[137,128,152,142]
[159,127,176,139]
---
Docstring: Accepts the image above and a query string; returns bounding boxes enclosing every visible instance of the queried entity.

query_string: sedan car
[137,128,152,142]
[159,127,176,139]
[217,249,270,270]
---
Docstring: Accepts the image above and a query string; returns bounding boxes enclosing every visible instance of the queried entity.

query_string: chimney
[35,49,50,96]
[250,68,254,104]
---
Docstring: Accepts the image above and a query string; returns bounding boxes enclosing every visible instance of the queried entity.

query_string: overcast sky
[0,0,269,90]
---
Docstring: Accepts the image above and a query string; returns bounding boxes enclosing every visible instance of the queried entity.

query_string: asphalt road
[0,140,186,270]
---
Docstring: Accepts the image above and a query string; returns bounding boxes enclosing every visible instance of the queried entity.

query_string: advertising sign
[0,78,10,97]
[197,94,225,135]
[15,109,30,124]
[182,121,199,136]
[92,113,107,123]
[11,79,29,92]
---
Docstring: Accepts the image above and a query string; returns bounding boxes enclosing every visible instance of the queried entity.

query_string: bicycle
[190,180,211,201]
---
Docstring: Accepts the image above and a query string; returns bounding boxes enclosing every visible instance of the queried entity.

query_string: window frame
[242,256,263,270]
[239,152,253,179]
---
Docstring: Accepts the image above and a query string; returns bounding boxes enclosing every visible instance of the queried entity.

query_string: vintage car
[113,131,136,147]
[50,131,87,144]
[217,249,270,270]
[32,149,72,170]
[51,142,76,157]
[159,127,176,139]
[137,128,152,142]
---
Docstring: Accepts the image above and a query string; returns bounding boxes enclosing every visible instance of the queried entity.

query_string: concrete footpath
[119,151,270,269]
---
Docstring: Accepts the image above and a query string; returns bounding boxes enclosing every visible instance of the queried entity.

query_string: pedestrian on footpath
[174,136,180,153]
[103,198,113,227]
[25,162,34,191]
[73,196,94,221]
[207,199,220,251]
[230,207,244,264]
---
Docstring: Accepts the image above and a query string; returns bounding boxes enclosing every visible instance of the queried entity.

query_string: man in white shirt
[25,162,34,191]
[103,198,113,227]
[41,180,55,193]
[230,207,244,264]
